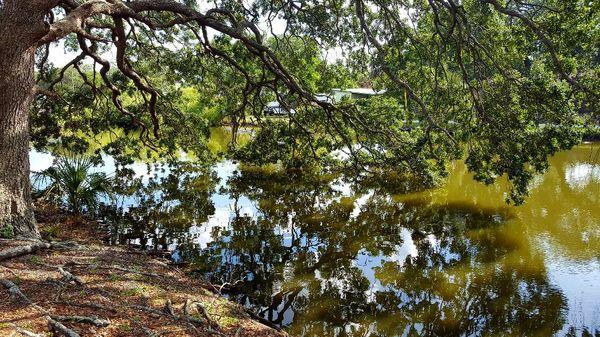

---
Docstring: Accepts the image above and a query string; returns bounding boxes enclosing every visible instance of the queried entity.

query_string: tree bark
[0,2,48,238]
[0,47,38,238]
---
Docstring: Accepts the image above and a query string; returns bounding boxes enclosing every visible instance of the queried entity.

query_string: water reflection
[29,142,600,336]
[185,170,567,336]
[101,161,217,250]
[565,164,600,190]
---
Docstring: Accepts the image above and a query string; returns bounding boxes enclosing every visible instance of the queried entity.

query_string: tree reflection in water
[180,169,567,337]
[101,143,600,336]
[101,160,217,251]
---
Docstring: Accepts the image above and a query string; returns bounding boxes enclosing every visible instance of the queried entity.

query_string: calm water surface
[29,142,600,336]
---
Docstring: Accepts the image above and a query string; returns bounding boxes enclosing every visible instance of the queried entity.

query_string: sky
[46,5,347,68]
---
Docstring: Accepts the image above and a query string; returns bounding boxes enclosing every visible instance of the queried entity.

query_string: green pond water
[29,141,600,336]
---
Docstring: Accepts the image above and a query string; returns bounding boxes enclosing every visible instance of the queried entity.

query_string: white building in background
[315,93,334,103]
[264,101,296,116]
[264,88,385,115]
[331,88,386,102]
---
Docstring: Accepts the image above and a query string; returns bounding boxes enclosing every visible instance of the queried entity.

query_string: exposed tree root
[48,318,80,337]
[0,242,52,262]
[128,300,204,336]
[0,279,31,304]
[2,236,285,337]
[0,240,82,263]
[10,324,44,337]
[194,301,221,331]
[57,267,83,285]
[127,299,228,336]
[2,277,112,337]
[49,264,114,300]
[182,299,228,336]
[183,299,205,325]
[52,300,117,313]
[163,299,176,317]
[50,315,110,327]
[245,309,283,332]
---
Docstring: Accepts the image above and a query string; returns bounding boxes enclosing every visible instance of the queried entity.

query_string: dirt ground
[0,205,286,337]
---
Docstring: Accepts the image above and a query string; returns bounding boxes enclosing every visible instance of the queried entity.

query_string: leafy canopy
[31,0,599,204]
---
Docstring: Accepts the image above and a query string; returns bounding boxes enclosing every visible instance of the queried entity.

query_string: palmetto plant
[33,156,113,215]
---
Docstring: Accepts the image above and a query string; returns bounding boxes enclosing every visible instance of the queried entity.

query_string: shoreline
[0,204,286,337]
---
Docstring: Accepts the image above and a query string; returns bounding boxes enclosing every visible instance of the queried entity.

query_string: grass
[119,286,144,298]
[116,322,133,333]
[28,255,44,264]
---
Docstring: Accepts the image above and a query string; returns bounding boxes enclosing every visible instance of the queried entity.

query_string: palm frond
[32,155,113,214]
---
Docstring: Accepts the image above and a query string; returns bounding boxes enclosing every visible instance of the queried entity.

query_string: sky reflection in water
[29,142,600,336]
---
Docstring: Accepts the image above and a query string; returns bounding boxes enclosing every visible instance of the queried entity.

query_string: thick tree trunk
[0,2,48,238]
[0,46,38,238]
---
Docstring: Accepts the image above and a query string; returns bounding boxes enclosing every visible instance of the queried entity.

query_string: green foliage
[32,156,113,215]
[235,119,326,169]
[39,224,61,240]
[31,0,599,204]
[28,255,44,264]
[0,224,13,239]
[239,0,597,203]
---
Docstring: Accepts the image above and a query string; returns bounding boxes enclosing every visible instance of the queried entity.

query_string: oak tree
[0,0,597,238]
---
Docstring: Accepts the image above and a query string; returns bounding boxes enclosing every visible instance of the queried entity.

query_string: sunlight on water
[565,163,600,190]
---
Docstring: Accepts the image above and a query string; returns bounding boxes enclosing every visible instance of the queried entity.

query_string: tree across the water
[0,0,598,238]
